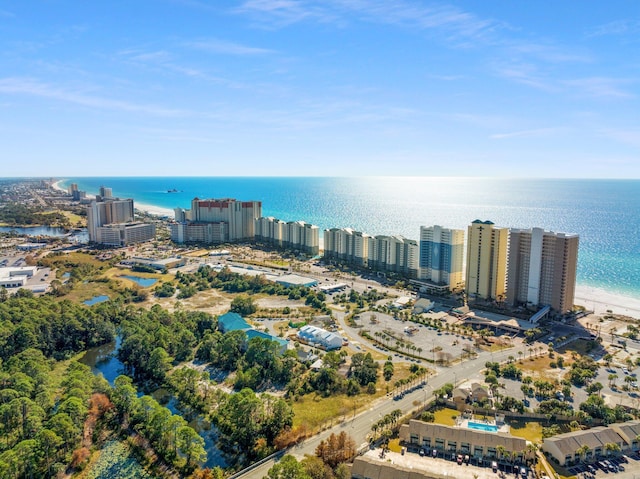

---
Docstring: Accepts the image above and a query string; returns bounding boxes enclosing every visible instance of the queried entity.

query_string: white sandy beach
[53,180,172,217]
[575,285,640,318]
[134,202,174,218]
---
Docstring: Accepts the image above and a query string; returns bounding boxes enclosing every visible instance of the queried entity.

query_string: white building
[255,217,320,255]
[323,227,371,267]
[297,325,343,350]
[95,223,156,247]
[368,235,419,278]
[0,266,37,288]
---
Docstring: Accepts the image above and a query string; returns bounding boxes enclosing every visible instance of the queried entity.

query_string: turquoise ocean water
[60,177,640,299]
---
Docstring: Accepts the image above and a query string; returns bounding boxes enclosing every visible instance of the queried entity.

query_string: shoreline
[574,285,640,318]
[48,179,640,318]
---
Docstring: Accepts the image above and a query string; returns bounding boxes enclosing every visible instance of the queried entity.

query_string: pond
[0,225,88,243]
[122,275,158,287]
[83,295,109,306]
[80,338,228,468]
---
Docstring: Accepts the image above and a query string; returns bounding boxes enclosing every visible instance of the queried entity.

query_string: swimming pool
[467,421,498,432]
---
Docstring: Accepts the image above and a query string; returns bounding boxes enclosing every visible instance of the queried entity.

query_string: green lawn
[509,420,543,442]
[432,407,459,426]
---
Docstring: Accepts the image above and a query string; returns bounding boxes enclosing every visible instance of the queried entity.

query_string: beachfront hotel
[171,197,261,244]
[254,217,320,255]
[323,228,371,267]
[418,225,465,292]
[323,228,418,278]
[506,227,579,314]
[465,220,509,301]
[87,193,156,246]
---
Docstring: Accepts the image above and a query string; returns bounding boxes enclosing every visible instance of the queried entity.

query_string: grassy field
[292,363,419,430]
[61,280,116,304]
[432,407,459,426]
[509,420,543,442]
[292,393,364,430]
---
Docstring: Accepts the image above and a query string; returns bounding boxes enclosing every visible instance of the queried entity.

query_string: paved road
[238,346,518,479]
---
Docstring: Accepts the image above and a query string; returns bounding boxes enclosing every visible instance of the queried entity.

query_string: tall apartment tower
[506,228,579,313]
[171,197,261,243]
[466,220,508,301]
[419,225,465,291]
[99,186,113,199]
[87,198,134,241]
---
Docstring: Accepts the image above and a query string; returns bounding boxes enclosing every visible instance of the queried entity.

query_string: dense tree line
[0,292,115,361]
[118,305,217,384]
[111,376,207,475]
[0,203,68,226]
[0,354,110,478]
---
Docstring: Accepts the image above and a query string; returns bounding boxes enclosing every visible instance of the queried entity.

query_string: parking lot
[565,452,640,478]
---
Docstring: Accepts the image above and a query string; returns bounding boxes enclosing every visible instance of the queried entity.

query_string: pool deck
[457,418,510,434]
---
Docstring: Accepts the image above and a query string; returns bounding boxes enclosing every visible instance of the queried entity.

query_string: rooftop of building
[353,448,509,479]
[218,312,251,332]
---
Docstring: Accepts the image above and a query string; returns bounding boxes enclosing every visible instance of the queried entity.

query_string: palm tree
[608,373,618,388]
[576,444,591,463]
[604,442,621,456]
[496,445,506,462]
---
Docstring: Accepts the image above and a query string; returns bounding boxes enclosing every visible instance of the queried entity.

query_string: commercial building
[466,220,508,301]
[124,257,186,270]
[297,325,343,350]
[506,227,579,314]
[542,420,640,466]
[0,266,37,288]
[217,311,288,353]
[172,197,262,244]
[255,217,320,255]
[419,225,465,292]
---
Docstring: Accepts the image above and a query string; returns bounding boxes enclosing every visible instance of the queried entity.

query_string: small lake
[84,295,109,306]
[81,337,228,468]
[0,225,88,243]
[122,275,157,287]
[80,336,124,385]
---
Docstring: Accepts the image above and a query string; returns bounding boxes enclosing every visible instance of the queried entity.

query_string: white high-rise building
[255,217,319,255]
[323,228,371,267]
[419,225,465,291]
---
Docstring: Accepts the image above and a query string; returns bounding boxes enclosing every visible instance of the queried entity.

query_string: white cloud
[588,19,640,37]
[564,77,635,99]
[490,127,565,140]
[599,128,640,148]
[0,77,190,117]
[184,39,276,55]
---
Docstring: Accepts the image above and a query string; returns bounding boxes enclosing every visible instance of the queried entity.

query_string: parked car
[419,448,425,456]
[520,466,527,478]
[457,454,463,465]
[492,461,498,472]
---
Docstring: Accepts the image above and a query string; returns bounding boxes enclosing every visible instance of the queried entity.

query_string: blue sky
[0,1,638,177]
